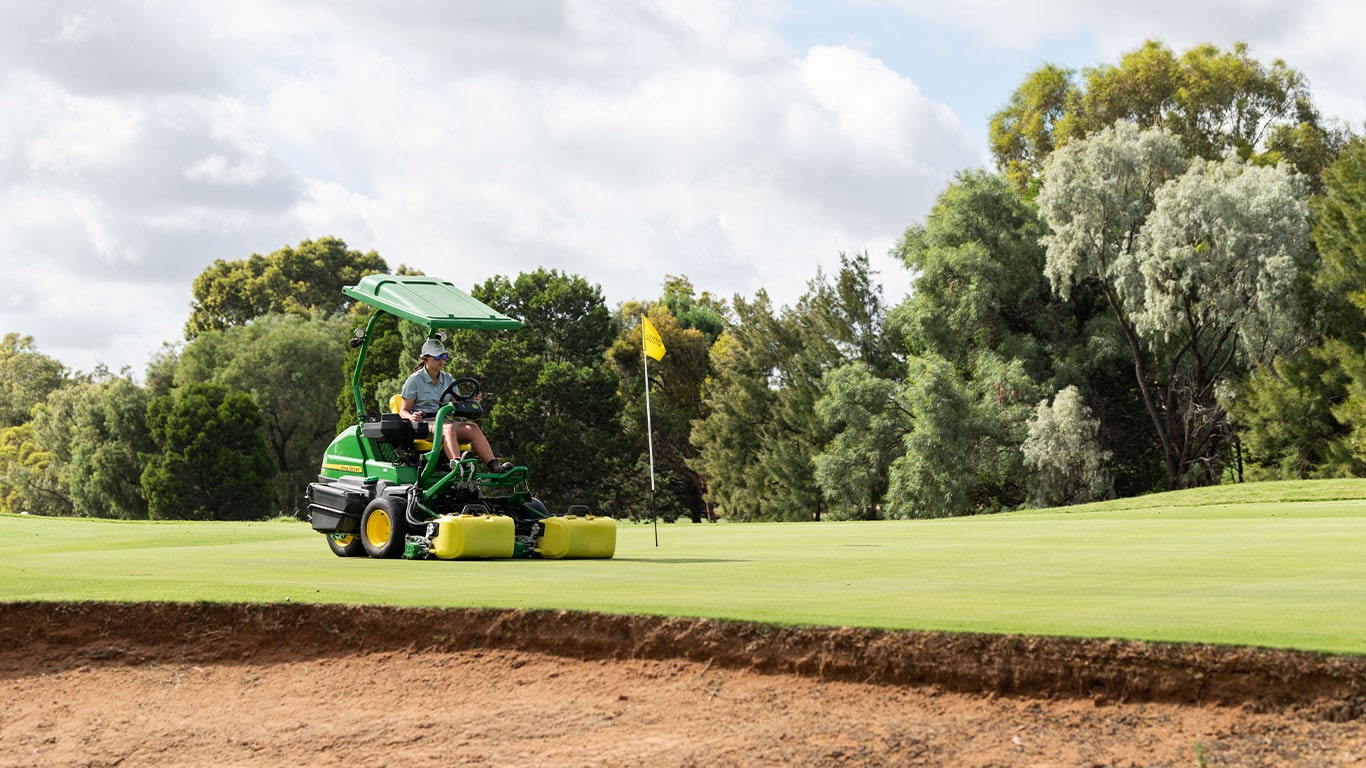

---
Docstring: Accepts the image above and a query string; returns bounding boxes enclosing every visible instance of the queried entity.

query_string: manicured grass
[3,479,1365,654]
[1042,476,1366,512]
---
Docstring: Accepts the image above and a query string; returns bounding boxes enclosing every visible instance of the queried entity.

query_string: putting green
[3,489,1364,654]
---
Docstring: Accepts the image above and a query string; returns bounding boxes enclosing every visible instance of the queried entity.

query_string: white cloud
[43,0,1366,380]
[220,2,977,320]
[46,9,112,46]
[877,0,1366,126]
[1,72,141,177]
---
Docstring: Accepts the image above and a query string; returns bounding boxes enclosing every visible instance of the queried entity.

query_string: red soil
[2,602,1364,766]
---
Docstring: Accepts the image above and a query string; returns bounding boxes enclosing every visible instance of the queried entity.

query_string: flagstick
[644,343,658,546]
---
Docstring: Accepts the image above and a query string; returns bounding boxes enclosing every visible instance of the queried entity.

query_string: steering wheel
[439,376,480,404]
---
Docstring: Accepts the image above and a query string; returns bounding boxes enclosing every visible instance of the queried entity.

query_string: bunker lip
[3,601,1363,721]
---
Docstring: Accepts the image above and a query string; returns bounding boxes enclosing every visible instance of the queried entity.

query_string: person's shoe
[486,459,514,473]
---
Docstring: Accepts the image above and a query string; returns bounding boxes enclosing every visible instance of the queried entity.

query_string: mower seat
[388,394,435,451]
[388,394,471,454]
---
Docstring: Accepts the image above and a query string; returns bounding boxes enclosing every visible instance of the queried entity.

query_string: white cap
[420,338,446,358]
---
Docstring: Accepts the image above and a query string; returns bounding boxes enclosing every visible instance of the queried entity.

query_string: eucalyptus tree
[659,274,728,342]
[0,333,66,428]
[688,293,781,521]
[816,173,1061,517]
[607,307,712,522]
[688,289,826,522]
[813,361,903,519]
[69,375,154,518]
[764,285,840,521]
[1039,121,1311,488]
[176,313,349,516]
[609,276,725,520]
[0,335,70,515]
[891,170,1068,380]
[0,362,154,519]
[449,269,625,514]
[885,352,1039,517]
[186,236,387,339]
[694,254,891,521]
[992,40,1341,193]
[1022,385,1112,506]
[24,368,157,519]
[0,422,68,516]
[818,349,1040,520]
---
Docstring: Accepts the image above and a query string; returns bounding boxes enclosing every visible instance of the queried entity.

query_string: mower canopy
[344,274,522,331]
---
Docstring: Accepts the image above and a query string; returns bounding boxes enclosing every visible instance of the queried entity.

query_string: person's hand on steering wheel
[439,376,481,405]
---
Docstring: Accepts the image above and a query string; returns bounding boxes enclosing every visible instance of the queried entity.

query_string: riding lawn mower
[305,274,616,560]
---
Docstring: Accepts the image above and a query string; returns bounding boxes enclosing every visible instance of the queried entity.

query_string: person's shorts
[413,417,469,439]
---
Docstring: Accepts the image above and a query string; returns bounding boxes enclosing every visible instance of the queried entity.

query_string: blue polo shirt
[401,368,454,415]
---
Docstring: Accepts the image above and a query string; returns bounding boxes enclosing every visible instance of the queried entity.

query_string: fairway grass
[3,479,1365,655]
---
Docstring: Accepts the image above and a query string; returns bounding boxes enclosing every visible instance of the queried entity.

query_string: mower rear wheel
[360,498,408,558]
[326,533,365,558]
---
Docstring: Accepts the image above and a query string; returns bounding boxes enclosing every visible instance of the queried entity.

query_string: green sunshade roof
[344,274,521,330]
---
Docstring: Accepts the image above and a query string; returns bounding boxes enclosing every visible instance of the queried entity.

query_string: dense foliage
[141,382,276,520]
[185,236,386,339]
[175,313,349,515]
[0,333,66,429]
[607,306,712,522]
[990,40,1347,193]
[1039,122,1311,488]
[454,269,627,515]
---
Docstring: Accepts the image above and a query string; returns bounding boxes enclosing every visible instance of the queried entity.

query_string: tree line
[2,40,1364,522]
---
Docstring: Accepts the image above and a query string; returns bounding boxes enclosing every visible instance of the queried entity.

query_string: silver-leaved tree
[1039,121,1310,488]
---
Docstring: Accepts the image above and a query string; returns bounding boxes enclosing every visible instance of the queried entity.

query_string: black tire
[360,497,408,558]
[326,534,365,558]
[523,497,550,518]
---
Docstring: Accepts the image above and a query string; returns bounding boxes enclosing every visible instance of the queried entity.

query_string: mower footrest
[537,515,616,559]
[430,514,515,560]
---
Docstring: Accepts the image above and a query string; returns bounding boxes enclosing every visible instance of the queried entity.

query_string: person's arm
[399,374,424,421]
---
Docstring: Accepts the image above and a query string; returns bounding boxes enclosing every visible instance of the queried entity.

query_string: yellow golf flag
[641,316,666,361]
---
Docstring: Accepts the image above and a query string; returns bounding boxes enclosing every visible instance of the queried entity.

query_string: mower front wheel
[360,498,408,558]
[326,533,365,558]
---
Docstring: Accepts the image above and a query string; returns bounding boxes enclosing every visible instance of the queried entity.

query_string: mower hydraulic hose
[404,488,438,527]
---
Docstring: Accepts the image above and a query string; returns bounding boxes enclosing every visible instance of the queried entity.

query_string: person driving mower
[398,338,512,473]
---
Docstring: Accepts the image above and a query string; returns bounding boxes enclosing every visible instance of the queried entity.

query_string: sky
[2,0,1363,378]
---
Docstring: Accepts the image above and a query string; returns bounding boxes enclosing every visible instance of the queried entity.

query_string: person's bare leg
[453,422,495,464]
[438,423,458,461]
